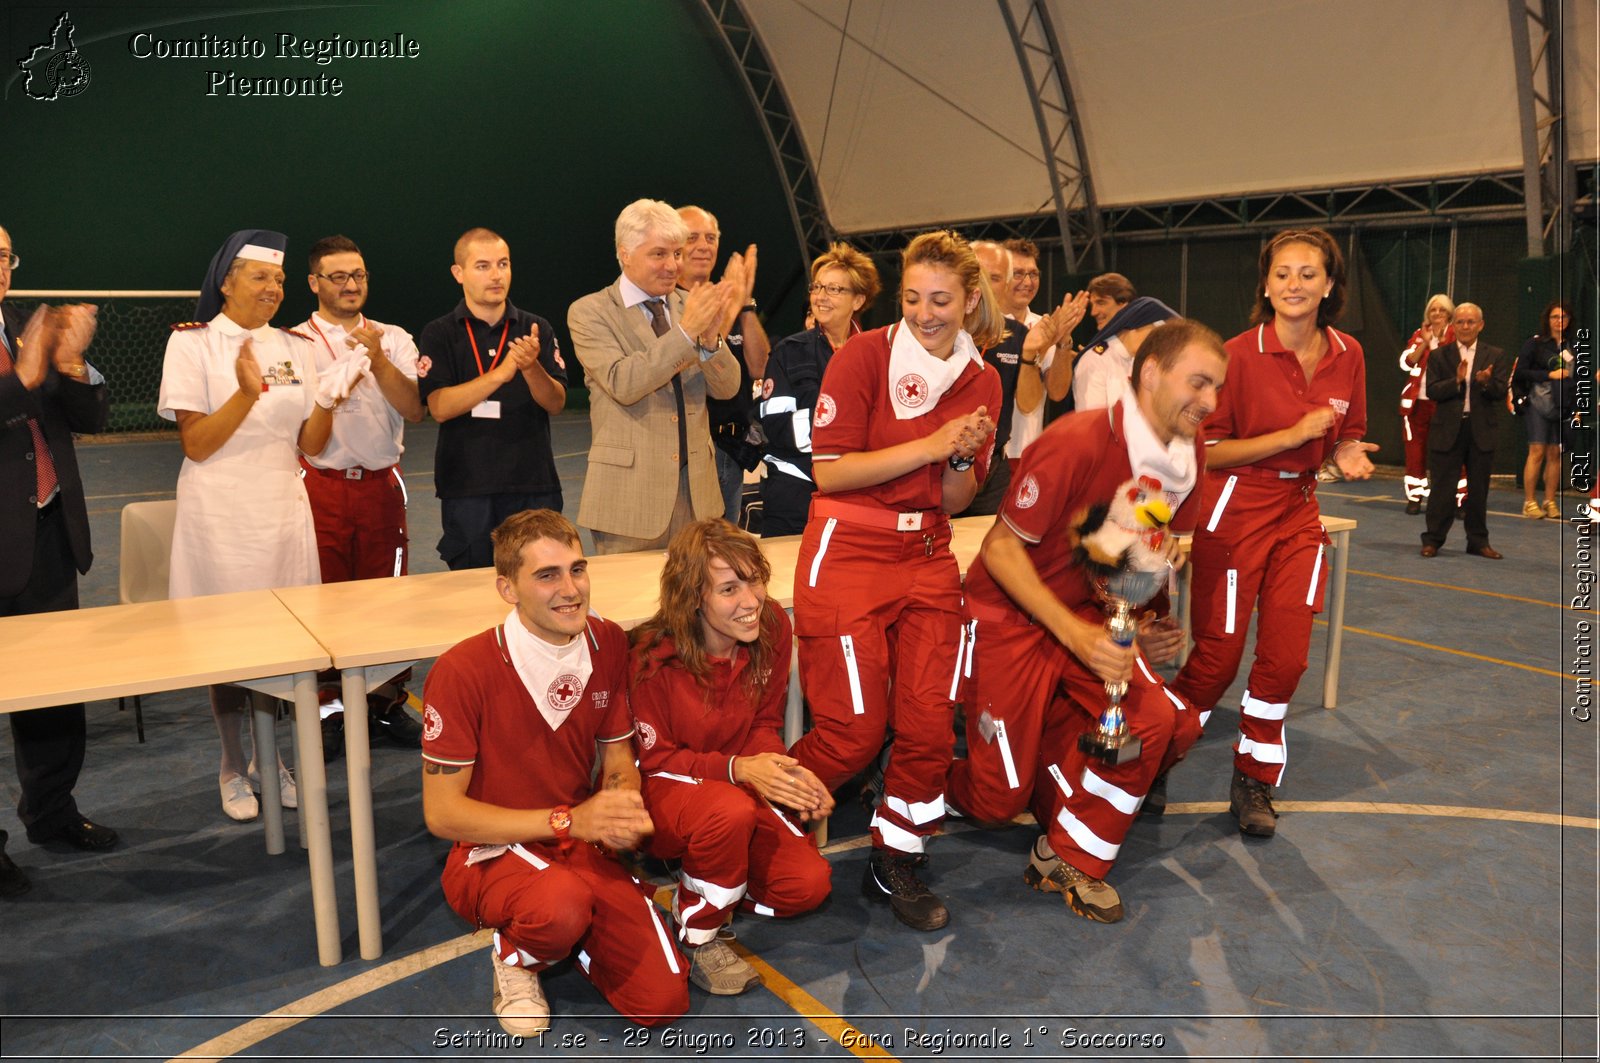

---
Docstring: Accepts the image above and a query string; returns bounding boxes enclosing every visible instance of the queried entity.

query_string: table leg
[289,712,306,851]
[1322,528,1351,709]
[250,690,284,855]
[783,625,803,748]
[341,668,383,961]
[1175,560,1193,668]
[293,670,342,966]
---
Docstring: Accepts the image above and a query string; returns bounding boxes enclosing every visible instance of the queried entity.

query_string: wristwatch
[549,805,572,842]
[949,454,975,472]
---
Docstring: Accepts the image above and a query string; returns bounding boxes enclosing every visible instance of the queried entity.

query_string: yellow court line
[649,884,899,1061]
[167,929,491,1063]
[1333,622,1579,681]
[1162,800,1599,830]
[170,795,1592,1061]
[1347,568,1589,610]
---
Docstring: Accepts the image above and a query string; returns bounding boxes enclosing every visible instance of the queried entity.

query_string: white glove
[315,353,371,409]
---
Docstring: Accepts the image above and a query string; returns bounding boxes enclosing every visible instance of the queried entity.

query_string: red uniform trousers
[643,774,831,945]
[441,840,688,1026]
[789,517,963,855]
[1169,472,1329,788]
[299,459,409,581]
[1401,397,1433,503]
[950,608,1202,880]
[1399,401,1466,507]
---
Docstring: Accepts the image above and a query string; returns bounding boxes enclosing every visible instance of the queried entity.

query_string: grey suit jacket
[1424,341,1510,453]
[568,282,740,539]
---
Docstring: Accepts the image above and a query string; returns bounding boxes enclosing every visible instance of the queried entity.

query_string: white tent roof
[747,0,1599,234]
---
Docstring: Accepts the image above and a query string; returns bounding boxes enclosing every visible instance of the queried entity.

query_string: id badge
[471,399,502,419]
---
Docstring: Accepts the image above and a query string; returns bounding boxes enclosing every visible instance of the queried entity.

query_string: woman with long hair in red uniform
[629,519,833,997]
[788,230,1003,930]
[1397,293,1456,514]
[1168,228,1379,838]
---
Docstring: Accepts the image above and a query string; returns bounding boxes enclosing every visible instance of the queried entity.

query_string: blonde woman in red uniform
[1169,228,1378,838]
[630,519,833,997]
[1398,294,1456,514]
[788,230,1003,930]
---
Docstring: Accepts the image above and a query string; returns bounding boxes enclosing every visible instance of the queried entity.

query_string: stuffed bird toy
[1069,475,1174,579]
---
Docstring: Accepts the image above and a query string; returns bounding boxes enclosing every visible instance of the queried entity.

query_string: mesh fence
[8,291,199,434]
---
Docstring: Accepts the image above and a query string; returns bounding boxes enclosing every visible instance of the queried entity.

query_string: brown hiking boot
[1230,769,1278,838]
[1022,836,1123,923]
[862,850,949,930]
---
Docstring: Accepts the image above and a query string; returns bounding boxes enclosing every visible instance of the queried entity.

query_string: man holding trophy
[946,320,1226,923]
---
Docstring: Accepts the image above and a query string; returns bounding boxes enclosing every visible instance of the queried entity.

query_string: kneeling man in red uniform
[422,510,688,1035]
[948,320,1226,922]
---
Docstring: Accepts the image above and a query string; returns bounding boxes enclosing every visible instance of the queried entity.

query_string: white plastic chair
[117,499,178,742]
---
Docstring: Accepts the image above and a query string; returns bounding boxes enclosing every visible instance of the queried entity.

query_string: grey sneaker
[689,938,761,996]
[490,952,550,1036]
[1229,769,1278,838]
[1022,836,1123,923]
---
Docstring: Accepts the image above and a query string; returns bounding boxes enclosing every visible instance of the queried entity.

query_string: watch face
[550,808,572,835]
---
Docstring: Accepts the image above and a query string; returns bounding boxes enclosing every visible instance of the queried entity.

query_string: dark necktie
[644,299,688,468]
[0,325,60,505]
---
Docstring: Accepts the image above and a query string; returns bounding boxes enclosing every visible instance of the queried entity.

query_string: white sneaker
[247,761,298,810]
[490,953,550,1036]
[220,774,259,822]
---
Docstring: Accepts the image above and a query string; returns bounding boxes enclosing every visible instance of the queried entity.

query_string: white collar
[618,274,664,311]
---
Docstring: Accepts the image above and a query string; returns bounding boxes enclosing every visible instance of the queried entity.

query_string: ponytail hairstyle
[902,230,1007,349]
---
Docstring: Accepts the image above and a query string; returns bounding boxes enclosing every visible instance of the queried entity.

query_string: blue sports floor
[1,413,1595,1062]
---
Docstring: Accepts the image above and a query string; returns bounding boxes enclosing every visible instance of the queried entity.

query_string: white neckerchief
[1119,392,1196,505]
[501,608,592,732]
[887,321,982,420]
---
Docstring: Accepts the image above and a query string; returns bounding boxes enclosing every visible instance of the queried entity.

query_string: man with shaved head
[417,228,568,569]
[1419,301,1510,559]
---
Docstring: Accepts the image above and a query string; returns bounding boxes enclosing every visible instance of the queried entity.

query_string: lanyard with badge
[466,317,511,419]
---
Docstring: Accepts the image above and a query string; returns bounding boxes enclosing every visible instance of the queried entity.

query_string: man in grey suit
[1420,302,1510,559]
[568,199,745,555]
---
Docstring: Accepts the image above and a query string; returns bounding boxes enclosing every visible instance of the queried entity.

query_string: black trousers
[3,498,87,840]
[1422,420,1495,551]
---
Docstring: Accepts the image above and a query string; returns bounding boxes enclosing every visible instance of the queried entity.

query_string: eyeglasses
[1010,270,1040,281]
[0,253,17,270]
[315,270,369,286]
[809,283,853,297]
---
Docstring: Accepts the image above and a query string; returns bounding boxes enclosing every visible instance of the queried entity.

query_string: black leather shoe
[1404,500,1422,515]
[31,817,119,851]
[0,832,31,898]
[369,698,423,747]
[321,711,345,763]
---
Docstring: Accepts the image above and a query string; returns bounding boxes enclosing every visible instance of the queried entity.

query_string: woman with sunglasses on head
[1168,228,1378,839]
[756,243,881,537]
[787,230,1003,931]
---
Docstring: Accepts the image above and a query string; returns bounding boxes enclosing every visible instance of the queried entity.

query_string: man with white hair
[568,199,745,555]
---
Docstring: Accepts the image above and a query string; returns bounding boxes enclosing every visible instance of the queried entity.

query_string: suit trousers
[4,498,87,839]
[1422,418,1494,551]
